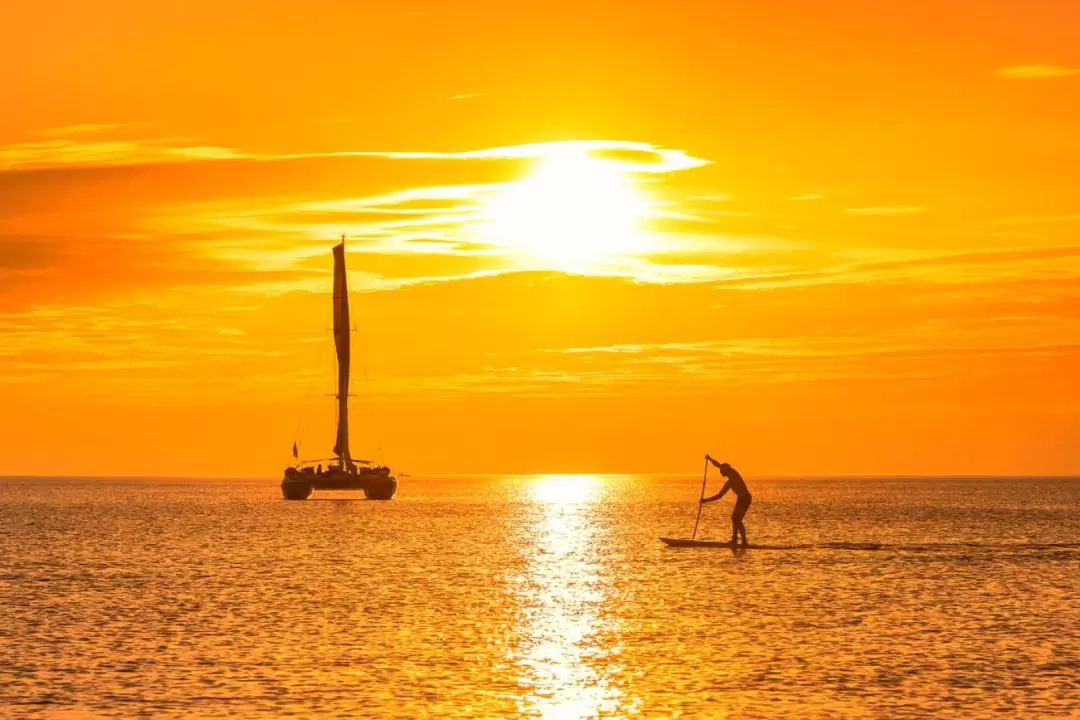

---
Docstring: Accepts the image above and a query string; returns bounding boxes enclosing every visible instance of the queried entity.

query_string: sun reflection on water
[513,475,629,719]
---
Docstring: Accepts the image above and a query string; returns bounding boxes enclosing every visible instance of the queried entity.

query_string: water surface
[2,475,1078,718]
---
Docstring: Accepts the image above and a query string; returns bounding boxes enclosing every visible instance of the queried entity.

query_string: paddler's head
[718,462,733,477]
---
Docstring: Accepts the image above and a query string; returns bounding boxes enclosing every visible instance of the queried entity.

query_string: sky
[1,0,1078,476]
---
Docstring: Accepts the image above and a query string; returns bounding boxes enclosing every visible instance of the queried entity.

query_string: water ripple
[1,475,1078,718]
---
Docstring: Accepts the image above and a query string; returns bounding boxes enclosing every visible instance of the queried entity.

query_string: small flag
[292,442,299,459]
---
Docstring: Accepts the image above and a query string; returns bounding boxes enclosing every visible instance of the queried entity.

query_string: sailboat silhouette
[281,237,399,500]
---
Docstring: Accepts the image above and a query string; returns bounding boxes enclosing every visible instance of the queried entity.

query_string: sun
[478,149,651,271]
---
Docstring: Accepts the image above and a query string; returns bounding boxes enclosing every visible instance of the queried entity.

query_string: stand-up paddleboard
[659,537,811,550]
[661,537,737,548]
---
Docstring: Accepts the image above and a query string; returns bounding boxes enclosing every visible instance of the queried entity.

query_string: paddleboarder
[700,456,752,547]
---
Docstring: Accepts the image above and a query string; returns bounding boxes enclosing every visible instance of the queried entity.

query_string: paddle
[691,456,709,540]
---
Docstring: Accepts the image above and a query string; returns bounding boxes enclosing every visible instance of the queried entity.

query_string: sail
[331,240,353,469]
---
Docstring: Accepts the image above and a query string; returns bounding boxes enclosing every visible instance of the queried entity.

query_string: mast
[331,235,354,470]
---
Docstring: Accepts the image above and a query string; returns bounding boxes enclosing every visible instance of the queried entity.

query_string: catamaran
[281,238,398,500]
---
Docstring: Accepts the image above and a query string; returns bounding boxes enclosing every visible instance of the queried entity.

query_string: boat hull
[281,467,398,500]
[281,478,314,500]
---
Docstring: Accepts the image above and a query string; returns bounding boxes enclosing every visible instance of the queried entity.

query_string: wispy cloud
[313,140,710,174]
[707,245,1080,290]
[447,92,486,101]
[0,130,743,323]
[515,320,1080,390]
[0,138,248,171]
[237,267,514,296]
[997,64,1080,79]
[791,193,824,201]
[0,135,710,176]
[150,187,783,288]
[34,123,138,138]
[0,295,312,401]
[994,214,1080,225]
[844,205,929,217]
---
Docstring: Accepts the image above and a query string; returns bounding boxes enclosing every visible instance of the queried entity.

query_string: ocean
[2,475,1078,718]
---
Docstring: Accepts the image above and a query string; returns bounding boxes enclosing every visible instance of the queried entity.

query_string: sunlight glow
[515,475,626,719]
[528,474,602,505]
[479,150,652,272]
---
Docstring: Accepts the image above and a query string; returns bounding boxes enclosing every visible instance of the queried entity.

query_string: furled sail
[331,240,353,469]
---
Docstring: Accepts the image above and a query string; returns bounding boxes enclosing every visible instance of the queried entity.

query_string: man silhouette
[700,456,752,547]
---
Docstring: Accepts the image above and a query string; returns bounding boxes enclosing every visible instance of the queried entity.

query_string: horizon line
[2,473,1079,481]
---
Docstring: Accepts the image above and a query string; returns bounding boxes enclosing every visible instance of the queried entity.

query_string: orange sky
[2,1,1078,476]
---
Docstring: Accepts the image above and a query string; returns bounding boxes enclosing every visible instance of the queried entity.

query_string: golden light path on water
[512,475,636,719]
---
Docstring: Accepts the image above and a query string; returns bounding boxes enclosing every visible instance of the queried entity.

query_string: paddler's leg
[732,499,750,547]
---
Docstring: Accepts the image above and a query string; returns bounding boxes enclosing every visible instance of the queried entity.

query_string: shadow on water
[661,540,1080,552]
[304,497,378,502]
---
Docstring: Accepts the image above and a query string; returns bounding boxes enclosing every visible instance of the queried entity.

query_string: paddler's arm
[701,481,732,504]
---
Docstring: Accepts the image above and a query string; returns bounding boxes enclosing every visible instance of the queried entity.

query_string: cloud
[843,205,929,217]
[113,138,727,287]
[0,132,724,290]
[3,254,1079,409]
[791,193,824,201]
[158,187,784,288]
[513,322,1080,391]
[5,124,1075,314]
[447,92,486,101]
[4,126,1077,361]
[0,133,710,176]
[994,214,1080,225]
[997,64,1080,79]
[35,123,139,138]
[0,138,248,171]
[0,134,733,325]
[316,140,711,174]
[704,244,1080,291]
[236,267,513,296]
[0,295,311,402]
[553,336,1080,364]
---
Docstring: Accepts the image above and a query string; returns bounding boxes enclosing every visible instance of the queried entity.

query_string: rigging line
[342,237,385,464]
[293,325,329,458]
[356,308,385,464]
[339,233,385,466]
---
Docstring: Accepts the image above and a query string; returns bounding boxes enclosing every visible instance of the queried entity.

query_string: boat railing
[293,458,377,469]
